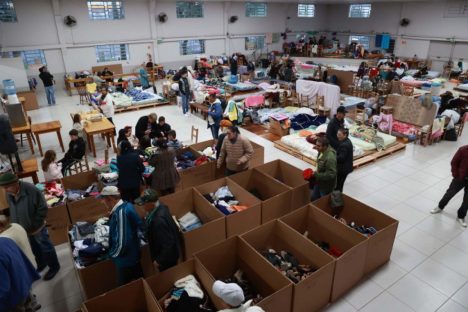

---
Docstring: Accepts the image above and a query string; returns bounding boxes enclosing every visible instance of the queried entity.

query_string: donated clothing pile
[69,218,110,268]
[314,240,343,258]
[93,159,110,174]
[125,89,153,102]
[36,181,65,207]
[224,269,263,305]
[334,216,378,237]
[203,186,248,216]
[290,114,327,130]
[198,146,216,160]
[65,183,99,202]
[261,249,316,283]
[176,152,211,170]
[99,172,118,187]
[177,212,202,232]
[163,275,214,312]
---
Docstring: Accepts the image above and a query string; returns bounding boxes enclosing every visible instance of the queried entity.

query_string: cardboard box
[46,203,70,246]
[159,188,226,259]
[312,194,398,274]
[241,221,335,312]
[67,197,109,224]
[229,170,292,223]
[82,278,162,312]
[280,205,368,302]
[190,139,224,178]
[61,171,98,191]
[269,116,290,137]
[249,140,265,168]
[195,178,262,237]
[255,160,310,210]
[195,236,293,312]
[146,259,215,309]
[177,146,216,189]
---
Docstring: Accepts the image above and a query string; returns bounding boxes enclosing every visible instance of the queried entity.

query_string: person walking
[39,66,56,105]
[149,139,180,196]
[335,128,353,192]
[311,137,337,201]
[207,94,223,139]
[117,141,145,203]
[326,106,347,150]
[217,126,253,176]
[431,145,468,227]
[178,69,191,116]
[0,172,60,280]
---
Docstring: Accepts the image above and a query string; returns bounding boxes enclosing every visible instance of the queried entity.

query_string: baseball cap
[97,186,120,198]
[135,189,158,206]
[212,280,244,307]
[0,172,18,186]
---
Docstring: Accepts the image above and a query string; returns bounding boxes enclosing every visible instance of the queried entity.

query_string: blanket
[296,80,341,115]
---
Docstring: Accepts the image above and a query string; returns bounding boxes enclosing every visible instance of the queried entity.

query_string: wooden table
[12,123,35,155]
[190,102,208,120]
[31,121,65,157]
[83,117,117,157]
[17,158,39,184]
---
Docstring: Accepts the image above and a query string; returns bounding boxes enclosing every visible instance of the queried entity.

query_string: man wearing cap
[326,106,347,150]
[212,280,265,312]
[135,189,181,272]
[99,186,144,285]
[0,172,60,280]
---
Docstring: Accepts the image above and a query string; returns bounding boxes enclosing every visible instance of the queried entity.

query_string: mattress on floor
[456,83,468,91]
[349,131,397,151]
[280,133,319,160]
[112,92,132,108]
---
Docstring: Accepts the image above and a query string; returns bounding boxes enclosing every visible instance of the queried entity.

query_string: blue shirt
[139,68,150,89]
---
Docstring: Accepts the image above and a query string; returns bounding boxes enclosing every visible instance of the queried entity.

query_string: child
[166,130,182,150]
[41,150,63,181]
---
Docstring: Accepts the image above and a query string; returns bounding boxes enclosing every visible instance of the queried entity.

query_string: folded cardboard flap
[249,140,265,168]
[190,139,215,153]
[82,278,162,312]
[230,170,289,201]
[61,171,98,191]
[67,197,109,224]
[255,160,307,189]
[46,203,70,246]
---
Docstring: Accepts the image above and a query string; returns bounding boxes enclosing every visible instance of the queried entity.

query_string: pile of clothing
[163,275,214,312]
[176,212,202,232]
[198,146,216,160]
[93,159,110,174]
[35,181,65,207]
[349,124,385,151]
[69,218,110,268]
[176,152,211,170]
[314,241,343,258]
[125,89,154,102]
[290,114,327,130]
[65,183,100,202]
[224,269,263,304]
[391,121,418,140]
[334,216,378,237]
[261,249,316,283]
[99,172,118,187]
[203,186,248,215]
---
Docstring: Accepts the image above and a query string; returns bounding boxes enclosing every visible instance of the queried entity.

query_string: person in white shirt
[98,87,115,125]
[441,109,460,130]
[212,280,265,312]
[41,150,63,181]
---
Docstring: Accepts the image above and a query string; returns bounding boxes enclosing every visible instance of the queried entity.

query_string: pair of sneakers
[430,207,467,228]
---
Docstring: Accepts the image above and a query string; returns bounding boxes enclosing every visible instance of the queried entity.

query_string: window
[348,4,371,18]
[176,1,203,18]
[245,36,265,50]
[179,40,205,55]
[1,50,46,67]
[349,35,370,49]
[87,1,124,20]
[297,4,315,17]
[445,1,468,17]
[246,2,267,17]
[0,0,17,22]
[95,44,129,62]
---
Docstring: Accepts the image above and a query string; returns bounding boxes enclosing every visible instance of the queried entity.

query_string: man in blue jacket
[207,93,223,139]
[99,186,144,286]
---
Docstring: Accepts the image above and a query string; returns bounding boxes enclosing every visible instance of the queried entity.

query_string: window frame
[95,44,129,62]
[348,4,372,18]
[0,0,17,22]
[179,39,206,55]
[176,1,204,18]
[87,1,125,20]
[349,35,370,50]
[297,3,315,18]
[245,35,265,51]
[245,2,267,17]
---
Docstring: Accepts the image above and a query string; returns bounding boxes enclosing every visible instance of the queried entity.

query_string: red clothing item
[451,145,468,180]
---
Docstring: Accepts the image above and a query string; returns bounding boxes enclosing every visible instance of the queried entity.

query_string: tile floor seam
[450,281,468,308]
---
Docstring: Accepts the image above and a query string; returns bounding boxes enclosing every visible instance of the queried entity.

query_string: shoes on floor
[457,218,467,228]
[43,266,60,281]
[430,207,443,214]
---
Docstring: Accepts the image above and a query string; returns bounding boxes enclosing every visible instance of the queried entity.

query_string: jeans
[117,263,143,286]
[45,86,56,105]
[210,124,220,139]
[438,178,468,219]
[181,94,190,114]
[311,185,328,201]
[28,227,60,271]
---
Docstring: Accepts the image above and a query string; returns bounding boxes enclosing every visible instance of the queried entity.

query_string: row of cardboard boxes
[81,199,398,312]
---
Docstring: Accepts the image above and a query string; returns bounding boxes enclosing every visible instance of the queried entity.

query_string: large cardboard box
[229,169,292,223]
[61,171,97,191]
[177,146,216,189]
[67,197,109,224]
[241,221,335,312]
[190,139,224,178]
[195,178,262,237]
[46,203,70,246]
[159,188,226,259]
[269,116,290,137]
[249,140,265,168]
[280,205,368,302]
[195,237,293,312]
[82,278,162,312]
[313,194,398,274]
[146,259,215,309]
[255,160,310,210]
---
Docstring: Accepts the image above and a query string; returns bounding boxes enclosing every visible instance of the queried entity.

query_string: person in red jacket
[431,145,468,227]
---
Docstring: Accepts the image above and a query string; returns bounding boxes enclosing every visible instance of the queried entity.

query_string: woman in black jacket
[117,140,145,202]
[335,128,354,192]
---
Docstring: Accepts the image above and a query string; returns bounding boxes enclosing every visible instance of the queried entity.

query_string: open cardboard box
[67,197,109,224]
[61,171,98,191]
[190,139,225,178]
[82,278,162,312]
[241,220,335,312]
[159,188,226,259]
[195,236,293,312]
[176,146,216,189]
[249,140,265,169]
[255,160,310,210]
[229,169,292,223]
[312,194,398,274]
[146,259,215,309]
[195,178,261,237]
[46,203,70,246]
[280,205,368,302]
[269,116,290,137]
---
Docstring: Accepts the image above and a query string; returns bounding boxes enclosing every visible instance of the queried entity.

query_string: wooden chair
[403,86,414,96]
[19,115,36,146]
[455,113,467,137]
[191,126,199,144]
[299,94,311,108]
[77,86,91,105]
[287,90,301,107]
[65,154,90,176]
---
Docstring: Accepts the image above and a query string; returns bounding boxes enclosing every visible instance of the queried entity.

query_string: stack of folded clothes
[224,269,263,304]
[65,183,100,202]
[163,275,214,312]
[203,186,248,215]
[36,181,65,207]
[177,212,202,232]
[99,172,119,186]
[176,151,196,170]
[261,249,316,283]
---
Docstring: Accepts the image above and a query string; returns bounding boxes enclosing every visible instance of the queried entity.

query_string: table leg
[105,133,111,148]
[110,134,117,153]
[32,173,39,184]
[89,134,96,158]
[35,134,43,157]
[27,133,34,154]
[87,134,93,152]
[56,130,65,152]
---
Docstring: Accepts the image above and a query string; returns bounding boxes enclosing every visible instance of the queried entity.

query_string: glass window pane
[88,1,124,20]
[95,44,129,62]
[349,4,371,18]
[246,2,267,17]
[298,4,315,17]
[0,0,17,22]
[176,1,203,18]
[179,40,205,55]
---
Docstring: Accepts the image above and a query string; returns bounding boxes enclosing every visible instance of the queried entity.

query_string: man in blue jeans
[207,93,223,139]
[39,66,56,105]
[0,172,60,281]
[178,68,191,116]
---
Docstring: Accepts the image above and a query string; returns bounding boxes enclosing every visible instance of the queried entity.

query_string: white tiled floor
[20,88,468,311]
